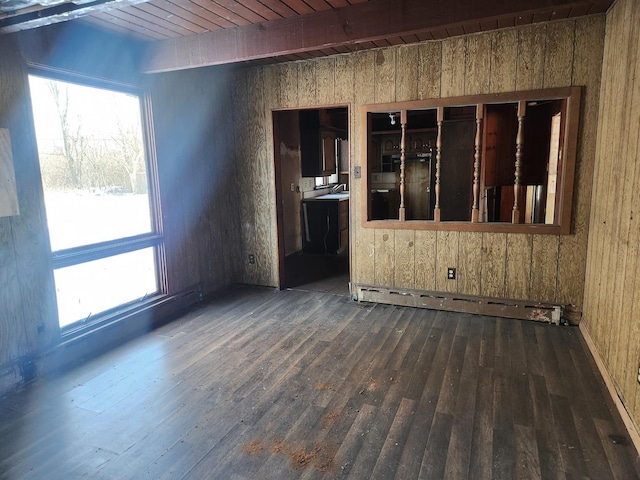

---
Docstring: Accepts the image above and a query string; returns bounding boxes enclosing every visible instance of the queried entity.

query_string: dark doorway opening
[273,107,350,296]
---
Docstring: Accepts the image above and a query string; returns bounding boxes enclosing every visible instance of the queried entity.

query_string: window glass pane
[28,75,152,251]
[55,248,158,328]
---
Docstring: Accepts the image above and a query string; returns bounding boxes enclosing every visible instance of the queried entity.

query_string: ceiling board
[1,0,616,72]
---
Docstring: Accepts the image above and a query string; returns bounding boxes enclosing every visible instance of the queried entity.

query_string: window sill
[362,218,567,235]
[59,285,201,342]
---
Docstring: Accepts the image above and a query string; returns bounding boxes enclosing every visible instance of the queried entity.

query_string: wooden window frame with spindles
[361,87,581,234]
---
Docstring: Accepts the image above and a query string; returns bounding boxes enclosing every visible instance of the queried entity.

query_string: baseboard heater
[353,283,565,325]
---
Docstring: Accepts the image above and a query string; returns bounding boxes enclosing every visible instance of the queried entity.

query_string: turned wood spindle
[471,104,483,223]
[434,106,443,222]
[399,110,407,221]
[512,100,526,224]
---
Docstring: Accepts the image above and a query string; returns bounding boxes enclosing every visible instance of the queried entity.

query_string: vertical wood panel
[480,233,506,298]
[489,30,517,93]
[418,42,442,100]
[374,48,396,103]
[231,71,259,284]
[0,217,28,362]
[465,33,491,95]
[593,4,637,391]
[280,62,299,107]
[515,24,546,90]
[334,54,355,105]
[415,230,436,291]
[435,230,458,293]
[530,236,558,302]
[441,37,466,98]
[316,56,335,106]
[298,60,317,106]
[394,229,415,289]
[265,64,283,110]
[587,7,623,356]
[505,234,532,299]
[396,44,419,102]
[353,50,376,285]
[375,228,395,287]
[458,231,481,295]
[247,68,276,286]
[543,21,575,89]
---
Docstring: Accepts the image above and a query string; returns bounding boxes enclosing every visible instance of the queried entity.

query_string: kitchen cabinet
[300,110,337,177]
[380,134,401,155]
[407,132,434,154]
[302,196,349,254]
[374,131,434,159]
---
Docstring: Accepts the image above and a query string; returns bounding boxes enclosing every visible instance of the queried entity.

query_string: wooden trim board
[579,322,640,456]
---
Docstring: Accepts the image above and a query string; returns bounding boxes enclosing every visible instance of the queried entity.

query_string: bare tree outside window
[29,74,158,329]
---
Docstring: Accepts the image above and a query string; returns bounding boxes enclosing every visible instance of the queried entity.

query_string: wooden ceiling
[86,0,371,42]
[1,0,615,71]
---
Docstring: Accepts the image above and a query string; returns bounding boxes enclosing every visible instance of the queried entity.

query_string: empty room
[1,0,640,478]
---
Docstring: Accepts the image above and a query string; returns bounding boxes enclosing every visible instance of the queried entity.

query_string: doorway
[273,107,350,295]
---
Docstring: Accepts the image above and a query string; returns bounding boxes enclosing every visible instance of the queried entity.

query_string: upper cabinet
[300,108,346,177]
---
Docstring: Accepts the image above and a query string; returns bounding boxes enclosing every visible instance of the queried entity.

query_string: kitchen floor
[284,251,350,296]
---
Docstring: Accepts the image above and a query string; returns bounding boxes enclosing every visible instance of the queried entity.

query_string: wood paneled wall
[148,67,243,296]
[0,25,151,390]
[0,34,58,380]
[236,16,604,317]
[582,0,640,437]
[0,25,244,393]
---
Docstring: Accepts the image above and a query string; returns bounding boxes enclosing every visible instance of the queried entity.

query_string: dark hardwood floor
[284,252,350,297]
[0,286,638,479]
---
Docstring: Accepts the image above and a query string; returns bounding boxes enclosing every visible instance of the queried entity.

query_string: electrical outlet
[290,183,295,192]
[447,267,456,280]
[637,365,640,384]
[248,254,255,264]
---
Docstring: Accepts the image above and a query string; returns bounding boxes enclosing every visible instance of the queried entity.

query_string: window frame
[28,67,168,335]
[360,86,581,235]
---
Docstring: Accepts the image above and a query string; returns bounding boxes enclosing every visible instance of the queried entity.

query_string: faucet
[331,183,347,193]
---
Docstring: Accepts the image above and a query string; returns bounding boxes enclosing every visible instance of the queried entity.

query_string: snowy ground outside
[44,191,158,328]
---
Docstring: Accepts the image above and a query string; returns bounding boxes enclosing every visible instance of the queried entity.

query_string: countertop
[305,193,349,201]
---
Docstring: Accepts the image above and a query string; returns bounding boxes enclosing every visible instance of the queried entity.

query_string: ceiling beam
[144,0,611,73]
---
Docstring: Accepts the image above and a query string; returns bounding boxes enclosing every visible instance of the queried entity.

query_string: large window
[363,87,580,234]
[29,73,164,330]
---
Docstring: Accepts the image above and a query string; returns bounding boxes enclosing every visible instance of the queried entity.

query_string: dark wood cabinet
[380,134,401,155]
[300,110,337,177]
[302,198,349,254]
[407,132,434,154]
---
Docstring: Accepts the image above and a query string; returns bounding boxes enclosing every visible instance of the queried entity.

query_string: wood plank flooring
[0,286,639,479]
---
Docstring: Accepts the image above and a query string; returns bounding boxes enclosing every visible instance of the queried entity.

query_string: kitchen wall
[235,15,604,319]
[582,0,640,435]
